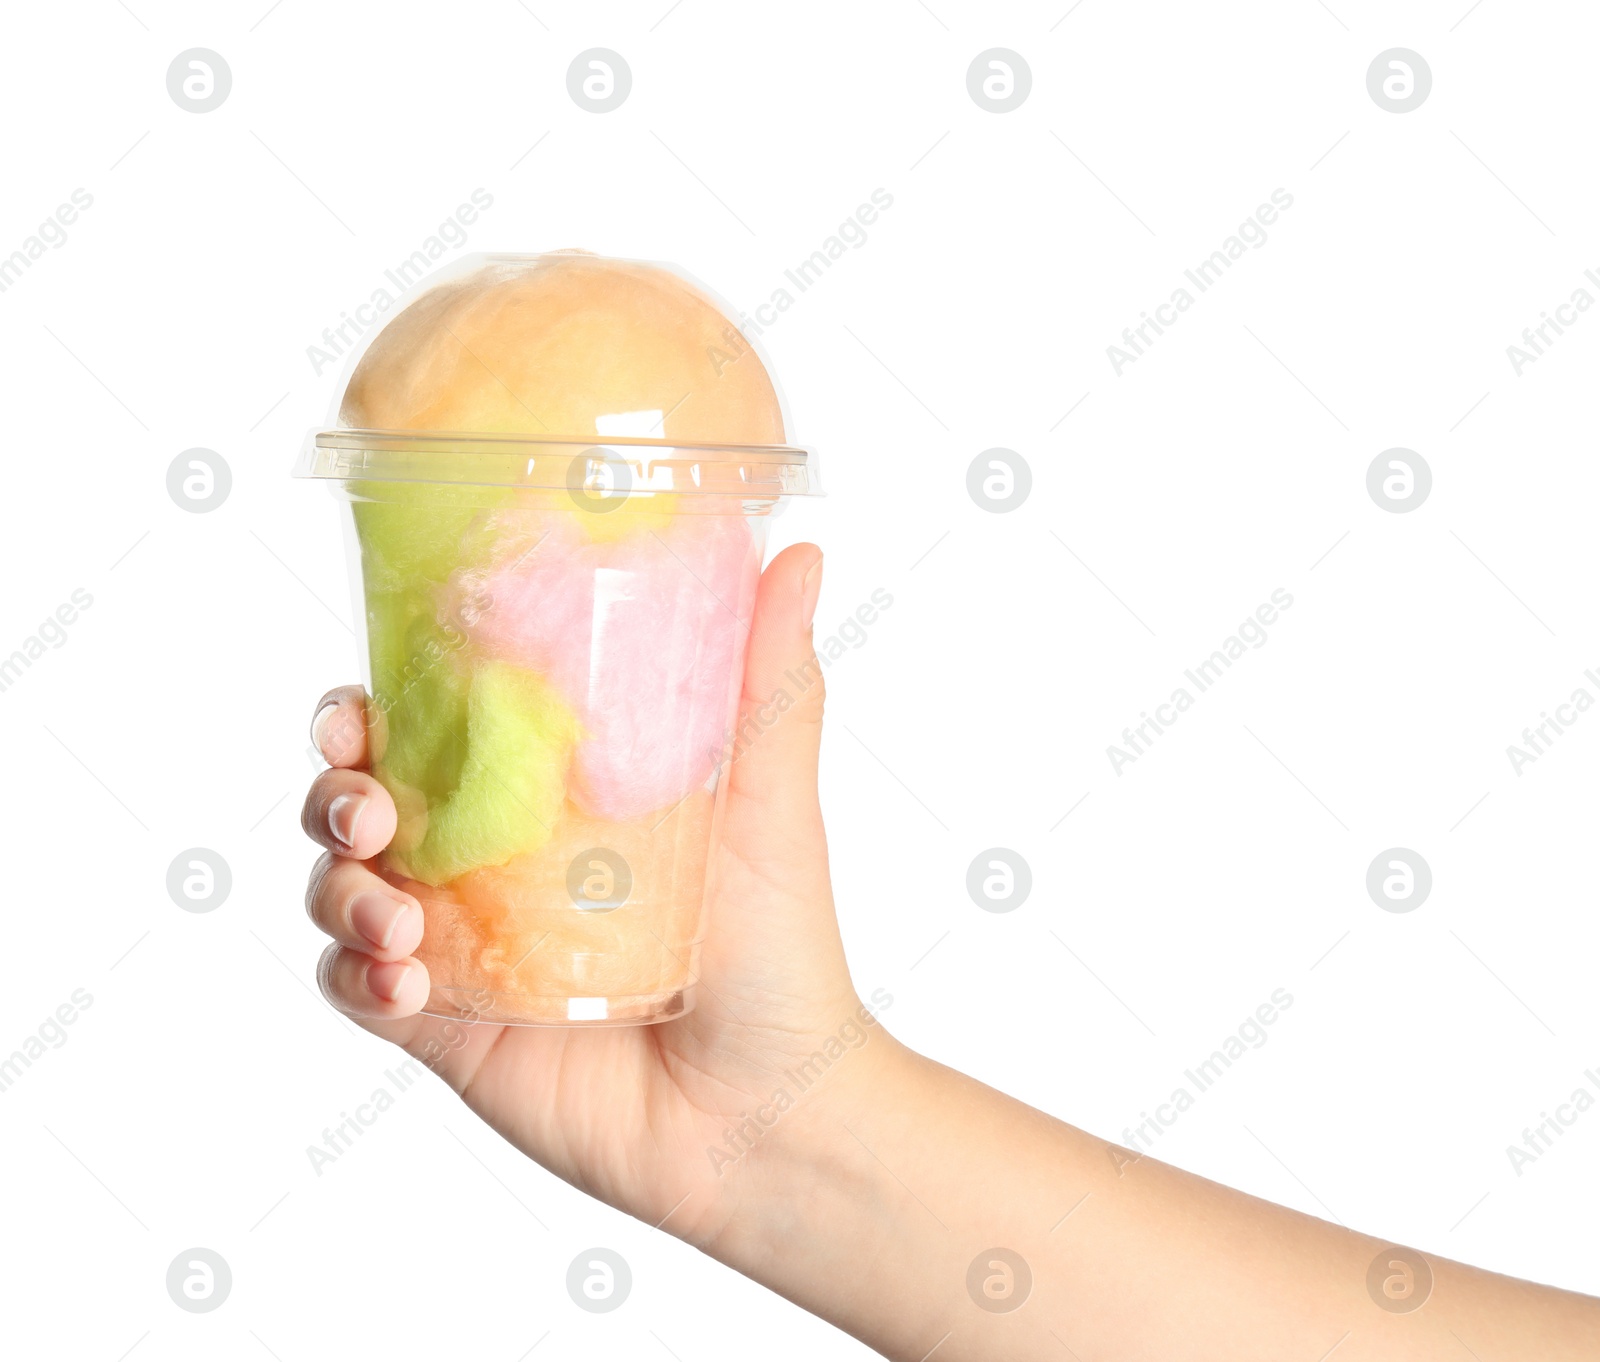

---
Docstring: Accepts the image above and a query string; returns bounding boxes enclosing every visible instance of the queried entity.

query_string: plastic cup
[295,254,817,1025]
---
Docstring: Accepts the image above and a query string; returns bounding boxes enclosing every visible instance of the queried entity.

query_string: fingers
[726,542,827,839]
[306,853,423,962]
[300,767,397,859]
[312,685,369,769]
[304,685,512,1095]
[317,942,431,1020]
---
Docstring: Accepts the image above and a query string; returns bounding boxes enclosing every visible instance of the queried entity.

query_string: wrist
[696,1026,980,1362]
[702,1014,921,1268]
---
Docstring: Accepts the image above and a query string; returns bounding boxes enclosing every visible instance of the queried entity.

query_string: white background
[1,1,1596,1357]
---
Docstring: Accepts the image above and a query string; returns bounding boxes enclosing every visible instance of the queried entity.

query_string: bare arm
[708,1038,1599,1360]
[301,544,1598,1359]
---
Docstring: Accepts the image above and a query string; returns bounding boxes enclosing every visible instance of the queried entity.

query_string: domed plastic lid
[296,252,817,497]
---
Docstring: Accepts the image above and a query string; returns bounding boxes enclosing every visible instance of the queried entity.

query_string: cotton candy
[338,254,788,448]
[381,660,581,886]
[356,486,579,885]
[459,508,759,821]
[393,789,716,1020]
[365,588,458,717]
[352,483,505,595]
[323,252,798,1026]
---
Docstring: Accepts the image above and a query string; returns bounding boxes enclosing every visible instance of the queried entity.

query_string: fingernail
[366,960,412,1003]
[327,792,366,848]
[350,891,411,951]
[800,557,823,632]
[311,699,338,752]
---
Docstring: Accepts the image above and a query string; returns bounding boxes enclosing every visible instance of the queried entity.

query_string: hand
[300,544,894,1245]
[300,542,1600,1362]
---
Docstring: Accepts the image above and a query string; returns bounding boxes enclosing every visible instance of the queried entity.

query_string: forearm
[709,1038,1600,1361]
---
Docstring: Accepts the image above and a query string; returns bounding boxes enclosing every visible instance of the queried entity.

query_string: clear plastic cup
[295,254,817,1025]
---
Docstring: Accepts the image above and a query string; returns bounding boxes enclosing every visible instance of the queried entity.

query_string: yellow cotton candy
[572,492,680,543]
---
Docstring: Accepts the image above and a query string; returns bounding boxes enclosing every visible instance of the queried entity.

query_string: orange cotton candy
[396,789,717,1024]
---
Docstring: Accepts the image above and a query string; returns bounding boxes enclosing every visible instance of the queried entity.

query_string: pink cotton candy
[462,511,759,821]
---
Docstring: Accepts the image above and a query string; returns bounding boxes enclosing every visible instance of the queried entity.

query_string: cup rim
[295,428,821,495]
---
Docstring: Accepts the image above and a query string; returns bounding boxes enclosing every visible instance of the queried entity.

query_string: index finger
[311,685,369,769]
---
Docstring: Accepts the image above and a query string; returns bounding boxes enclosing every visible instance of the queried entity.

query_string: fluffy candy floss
[458,505,760,821]
[338,254,787,447]
[307,251,809,1024]
[377,659,581,886]
[352,483,506,595]
[392,789,716,1020]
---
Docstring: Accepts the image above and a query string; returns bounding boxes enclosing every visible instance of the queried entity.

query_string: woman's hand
[300,540,1600,1362]
[300,544,896,1247]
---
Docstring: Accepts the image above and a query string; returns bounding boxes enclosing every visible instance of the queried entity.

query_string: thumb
[724,543,827,847]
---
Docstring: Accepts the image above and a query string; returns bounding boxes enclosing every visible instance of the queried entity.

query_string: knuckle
[315,942,344,1001]
[793,673,827,725]
[321,706,367,767]
[300,770,337,840]
[304,850,338,923]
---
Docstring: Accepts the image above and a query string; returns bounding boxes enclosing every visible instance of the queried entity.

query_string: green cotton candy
[389,660,582,887]
[367,603,471,872]
[351,482,507,594]
[354,485,576,885]
[365,587,468,727]
[373,640,470,804]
